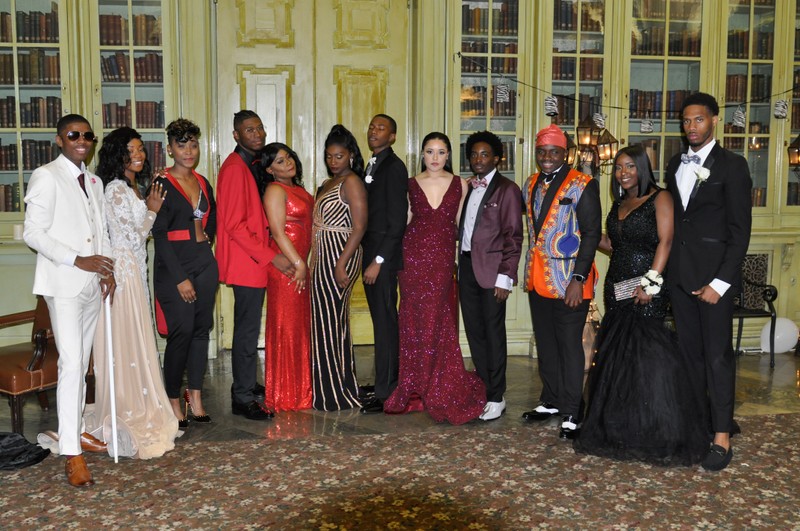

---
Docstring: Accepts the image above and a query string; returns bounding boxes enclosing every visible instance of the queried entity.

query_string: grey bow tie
[681,153,701,164]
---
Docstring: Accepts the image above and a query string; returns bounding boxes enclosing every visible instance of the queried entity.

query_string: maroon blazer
[458,172,524,289]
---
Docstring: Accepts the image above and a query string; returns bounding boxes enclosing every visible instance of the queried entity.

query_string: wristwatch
[375,256,385,264]
[572,273,586,283]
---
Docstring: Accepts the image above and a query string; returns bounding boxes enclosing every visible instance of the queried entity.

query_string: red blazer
[215,150,276,287]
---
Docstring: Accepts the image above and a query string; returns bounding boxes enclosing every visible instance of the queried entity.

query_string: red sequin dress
[265,182,314,411]
[384,175,486,424]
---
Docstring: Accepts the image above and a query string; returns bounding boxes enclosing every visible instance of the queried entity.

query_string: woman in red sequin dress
[261,143,314,411]
[384,132,486,424]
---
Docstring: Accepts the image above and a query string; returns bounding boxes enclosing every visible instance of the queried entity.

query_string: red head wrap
[535,124,567,149]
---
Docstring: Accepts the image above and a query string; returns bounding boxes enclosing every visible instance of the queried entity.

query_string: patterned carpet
[2,414,799,529]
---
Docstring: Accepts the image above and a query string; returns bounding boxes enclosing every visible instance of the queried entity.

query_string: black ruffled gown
[574,190,708,466]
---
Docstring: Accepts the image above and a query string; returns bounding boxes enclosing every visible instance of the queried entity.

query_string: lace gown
[574,190,708,466]
[384,176,486,424]
[310,182,363,411]
[85,180,178,459]
[265,182,314,411]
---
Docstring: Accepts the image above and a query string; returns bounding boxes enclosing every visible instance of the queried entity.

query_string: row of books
[459,140,515,174]
[553,0,604,32]
[725,73,772,103]
[100,51,164,83]
[143,141,166,173]
[728,30,773,60]
[102,100,165,129]
[787,182,800,206]
[628,89,693,119]
[461,3,518,36]
[461,56,518,75]
[0,51,61,85]
[639,138,684,173]
[751,187,767,207]
[0,183,22,212]
[98,13,161,46]
[0,95,62,128]
[631,26,702,57]
[550,95,602,127]
[633,0,704,20]
[461,41,518,54]
[460,85,517,118]
[0,5,59,44]
[0,139,59,171]
[791,106,800,130]
[553,57,603,81]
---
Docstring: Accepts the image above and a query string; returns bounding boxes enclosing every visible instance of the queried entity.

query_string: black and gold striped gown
[310,182,363,410]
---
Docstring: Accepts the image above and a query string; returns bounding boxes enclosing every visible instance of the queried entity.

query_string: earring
[349,158,353,167]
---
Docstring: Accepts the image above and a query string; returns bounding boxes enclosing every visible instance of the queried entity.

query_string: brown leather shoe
[80,432,107,453]
[65,455,94,487]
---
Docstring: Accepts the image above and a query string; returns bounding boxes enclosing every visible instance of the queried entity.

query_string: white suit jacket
[23,154,111,298]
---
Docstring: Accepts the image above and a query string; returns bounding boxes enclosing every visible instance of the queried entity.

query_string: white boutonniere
[365,175,374,184]
[695,167,710,185]
[367,156,377,166]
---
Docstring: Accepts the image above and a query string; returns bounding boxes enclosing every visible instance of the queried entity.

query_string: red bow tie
[471,177,487,189]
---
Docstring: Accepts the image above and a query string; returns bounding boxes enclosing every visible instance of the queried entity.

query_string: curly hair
[165,118,201,144]
[96,127,152,190]
[324,124,364,178]
[465,130,504,160]
[419,132,453,173]
[262,142,303,187]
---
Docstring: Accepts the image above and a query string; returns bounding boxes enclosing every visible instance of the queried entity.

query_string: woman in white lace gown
[84,127,179,459]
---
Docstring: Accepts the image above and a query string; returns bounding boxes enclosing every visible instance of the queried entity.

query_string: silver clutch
[613,276,642,301]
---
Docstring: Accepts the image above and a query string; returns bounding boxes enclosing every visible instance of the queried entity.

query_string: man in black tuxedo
[665,92,752,471]
[360,114,409,414]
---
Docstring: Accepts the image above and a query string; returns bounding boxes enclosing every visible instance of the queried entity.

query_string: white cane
[104,299,119,463]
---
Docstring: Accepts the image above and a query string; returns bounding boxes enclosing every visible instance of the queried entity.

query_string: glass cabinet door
[788,0,800,207]
[458,0,519,178]
[722,0,774,208]
[92,0,170,171]
[0,0,65,215]
[627,0,703,183]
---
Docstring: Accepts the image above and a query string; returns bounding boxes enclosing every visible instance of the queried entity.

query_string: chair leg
[10,395,23,434]
[37,390,50,411]
[735,317,744,356]
[769,315,777,369]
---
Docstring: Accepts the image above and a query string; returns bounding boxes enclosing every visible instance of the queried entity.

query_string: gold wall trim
[333,67,387,131]
[235,0,295,48]
[333,0,390,49]
[237,64,296,144]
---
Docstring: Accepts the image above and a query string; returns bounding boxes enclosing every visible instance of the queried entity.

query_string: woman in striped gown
[310,124,368,410]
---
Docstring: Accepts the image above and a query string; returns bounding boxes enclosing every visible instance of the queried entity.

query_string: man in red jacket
[216,110,294,420]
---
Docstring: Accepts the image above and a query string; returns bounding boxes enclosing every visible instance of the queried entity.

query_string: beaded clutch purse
[613,276,642,301]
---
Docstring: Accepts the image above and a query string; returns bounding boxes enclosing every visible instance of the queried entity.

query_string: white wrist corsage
[640,269,663,296]
[695,167,710,185]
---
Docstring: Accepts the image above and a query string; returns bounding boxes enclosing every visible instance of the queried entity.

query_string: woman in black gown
[574,145,708,466]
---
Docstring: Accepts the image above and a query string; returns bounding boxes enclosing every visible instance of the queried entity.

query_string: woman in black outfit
[152,118,218,427]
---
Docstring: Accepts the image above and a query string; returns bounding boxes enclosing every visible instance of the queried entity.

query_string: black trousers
[459,253,507,403]
[159,252,219,399]
[670,284,734,433]
[231,285,266,405]
[528,290,589,418]
[363,267,399,401]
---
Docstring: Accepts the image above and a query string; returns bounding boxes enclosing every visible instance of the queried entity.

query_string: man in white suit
[24,114,115,487]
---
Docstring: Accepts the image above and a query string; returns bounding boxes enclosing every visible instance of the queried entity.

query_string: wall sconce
[565,133,578,166]
[576,116,595,147]
[788,134,800,167]
[596,129,619,161]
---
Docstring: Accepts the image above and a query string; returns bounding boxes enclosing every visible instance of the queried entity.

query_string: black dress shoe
[253,383,266,399]
[359,398,384,414]
[558,415,580,440]
[701,444,733,471]
[232,400,275,420]
[522,402,559,421]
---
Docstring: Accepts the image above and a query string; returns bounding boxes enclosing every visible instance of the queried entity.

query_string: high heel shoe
[184,389,211,423]
[178,417,189,429]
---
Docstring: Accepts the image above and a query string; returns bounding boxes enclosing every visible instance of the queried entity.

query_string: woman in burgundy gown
[384,132,486,424]
[261,143,314,411]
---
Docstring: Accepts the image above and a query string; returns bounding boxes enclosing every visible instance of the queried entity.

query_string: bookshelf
[0,0,67,217]
[788,0,800,208]
[89,0,171,172]
[457,0,520,178]
[721,0,775,209]
[626,0,703,183]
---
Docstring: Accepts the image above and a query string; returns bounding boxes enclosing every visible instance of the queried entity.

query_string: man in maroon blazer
[458,130,523,421]
[216,110,294,420]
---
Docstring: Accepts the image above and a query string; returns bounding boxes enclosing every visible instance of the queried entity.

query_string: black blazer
[665,142,752,292]
[362,147,409,271]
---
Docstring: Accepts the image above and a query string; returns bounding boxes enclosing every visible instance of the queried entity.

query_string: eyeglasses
[65,131,97,142]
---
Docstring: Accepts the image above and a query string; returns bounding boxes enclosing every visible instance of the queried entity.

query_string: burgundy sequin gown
[384,176,486,424]
[265,182,314,411]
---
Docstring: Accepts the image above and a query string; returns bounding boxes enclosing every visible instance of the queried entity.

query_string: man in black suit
[458,131,523,421]
[360,114,409,413]
[665,92,752,471]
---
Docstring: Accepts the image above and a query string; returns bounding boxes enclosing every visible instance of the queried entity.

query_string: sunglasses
[65,131,97,142]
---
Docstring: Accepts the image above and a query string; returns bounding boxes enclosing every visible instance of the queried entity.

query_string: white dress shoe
[479,399,506,421]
